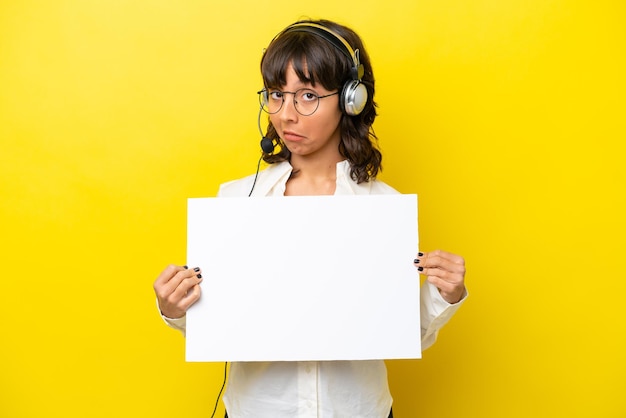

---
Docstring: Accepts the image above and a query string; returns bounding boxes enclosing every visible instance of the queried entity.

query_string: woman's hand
[153,264,203,319]
[414,250,466,304]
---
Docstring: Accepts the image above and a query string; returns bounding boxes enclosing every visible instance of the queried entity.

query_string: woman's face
[269,63,342,161]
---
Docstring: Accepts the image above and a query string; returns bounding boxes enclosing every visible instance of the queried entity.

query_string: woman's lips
[282,130,304,142]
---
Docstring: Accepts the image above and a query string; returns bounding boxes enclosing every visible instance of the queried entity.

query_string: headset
[275,21,368,117]
[258,21,369,158]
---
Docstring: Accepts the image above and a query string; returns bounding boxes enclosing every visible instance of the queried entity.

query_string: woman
[154,19,467,418]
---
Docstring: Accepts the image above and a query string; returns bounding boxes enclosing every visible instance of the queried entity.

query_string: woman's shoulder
[337,161,400,195]
[367,178,401,195]
[217,161,292,197]
[217,174,256,197]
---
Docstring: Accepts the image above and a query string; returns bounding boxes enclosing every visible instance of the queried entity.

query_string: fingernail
[196,274,202,279]
[417,266,423,272]
[418,252,424,257]
[183,265,188,269]
[413,259,420,264]
[193,267,200,272]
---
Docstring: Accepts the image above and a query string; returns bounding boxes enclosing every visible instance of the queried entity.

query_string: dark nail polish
[193,267,200,272]
[413,259,420,264]
[183,265,188,269]
[418,252,424,257]
[196,274,202,279]
[417,266,424,272]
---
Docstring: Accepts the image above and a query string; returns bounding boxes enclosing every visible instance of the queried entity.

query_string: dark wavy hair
[260,19,382,183]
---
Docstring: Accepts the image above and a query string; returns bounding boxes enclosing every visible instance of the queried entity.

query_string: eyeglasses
[257,88,339,116]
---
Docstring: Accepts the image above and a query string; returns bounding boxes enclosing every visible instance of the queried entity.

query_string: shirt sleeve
[420,281,468,350]
[156,298,187,336]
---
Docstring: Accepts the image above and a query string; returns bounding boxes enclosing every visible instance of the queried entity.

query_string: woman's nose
[279,94,298,120]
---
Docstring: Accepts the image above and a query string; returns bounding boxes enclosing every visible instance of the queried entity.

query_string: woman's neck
[285,154,344,196]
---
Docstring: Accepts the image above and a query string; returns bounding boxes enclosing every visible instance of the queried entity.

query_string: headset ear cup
[341,80,368,116]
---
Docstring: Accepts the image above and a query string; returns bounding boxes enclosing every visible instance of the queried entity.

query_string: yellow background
[1,1,624,417]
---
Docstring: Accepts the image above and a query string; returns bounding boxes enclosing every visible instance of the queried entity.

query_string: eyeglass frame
[257,88,339,116]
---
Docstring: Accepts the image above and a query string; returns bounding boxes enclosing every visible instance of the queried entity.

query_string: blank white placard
[186,194,421,362]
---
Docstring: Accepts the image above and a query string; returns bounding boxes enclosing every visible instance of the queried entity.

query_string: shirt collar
[261,160,373,196]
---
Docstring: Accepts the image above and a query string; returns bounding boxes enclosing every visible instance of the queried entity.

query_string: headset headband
[266,21,369,116]
[278,22,364,80]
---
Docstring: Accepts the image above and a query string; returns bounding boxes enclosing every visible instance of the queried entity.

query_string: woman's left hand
[414,249,466,304]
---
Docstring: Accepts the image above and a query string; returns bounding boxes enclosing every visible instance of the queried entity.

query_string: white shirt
[162,160,467,418]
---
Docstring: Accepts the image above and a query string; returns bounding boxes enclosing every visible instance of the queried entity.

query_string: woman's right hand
[153,264,203,319]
